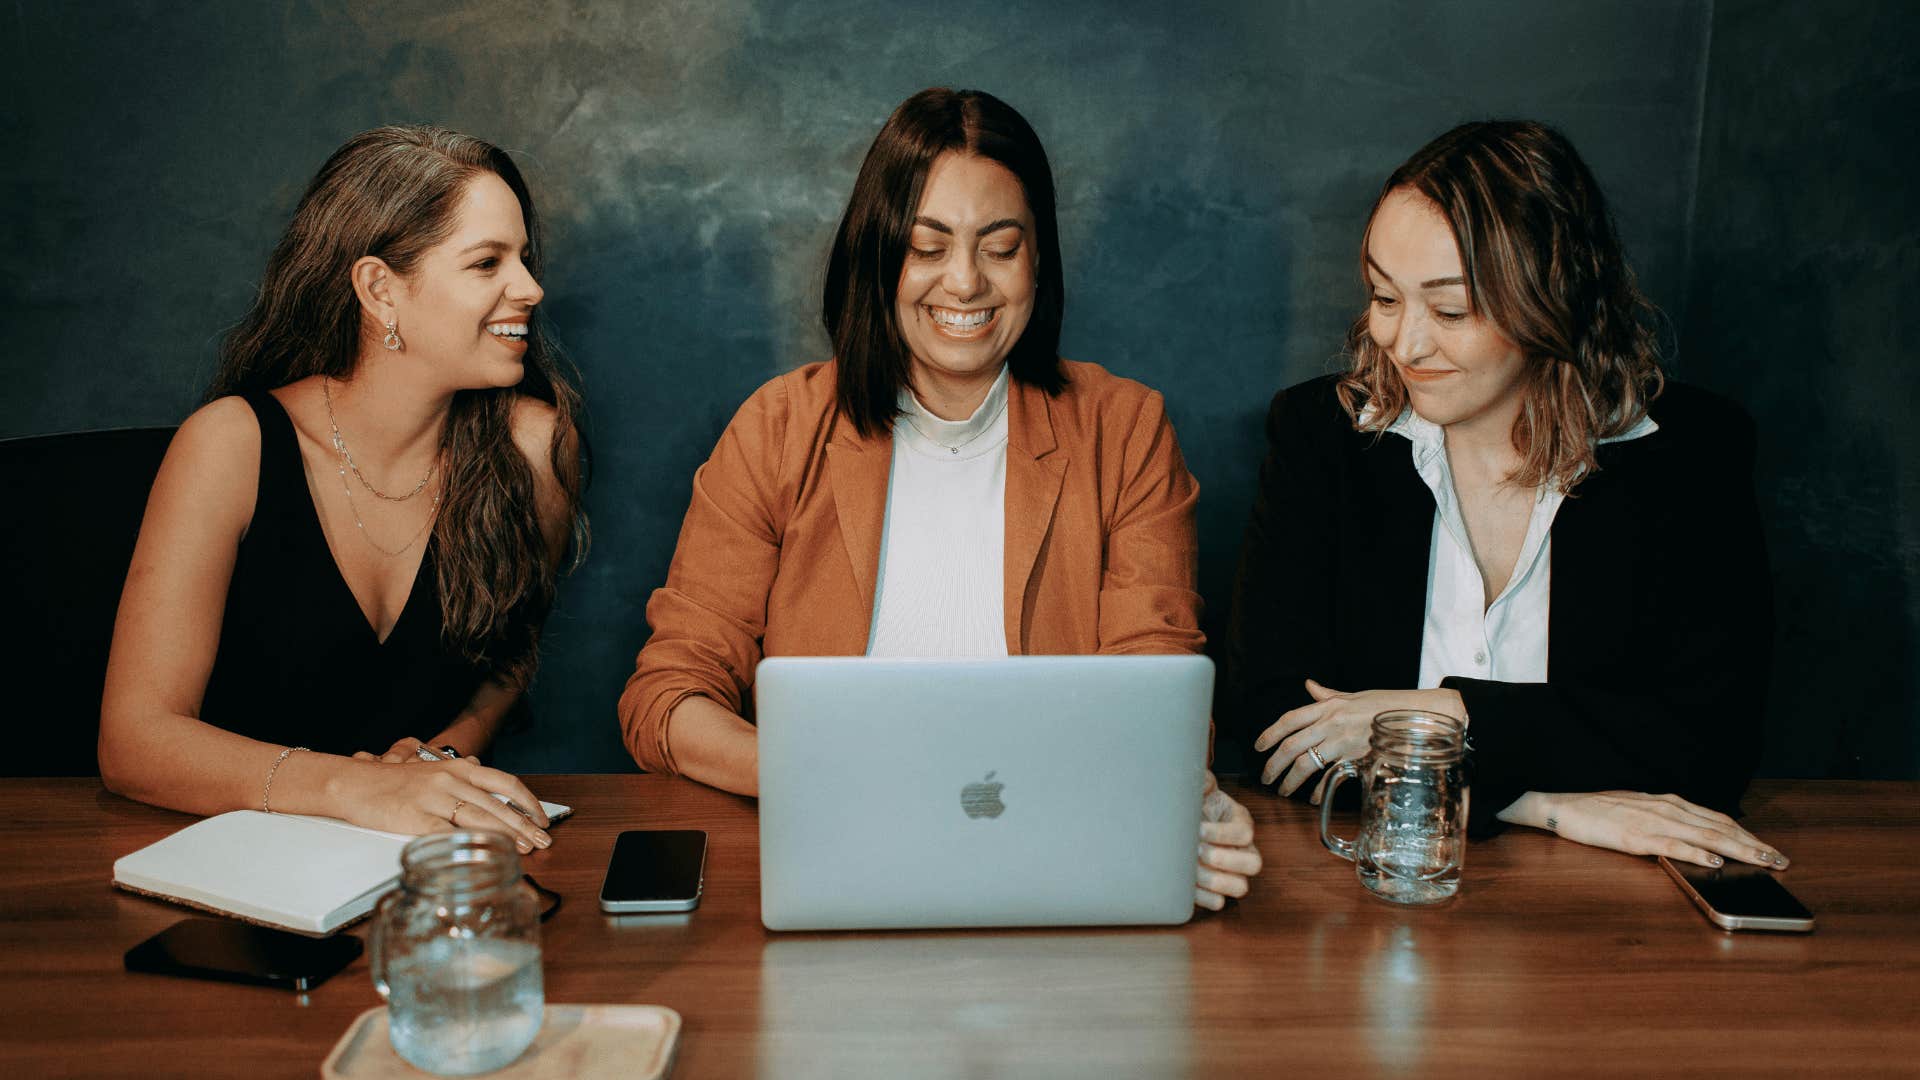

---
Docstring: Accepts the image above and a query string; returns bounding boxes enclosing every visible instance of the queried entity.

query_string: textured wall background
[7,1,1908,776]
[1680,1,1920,780]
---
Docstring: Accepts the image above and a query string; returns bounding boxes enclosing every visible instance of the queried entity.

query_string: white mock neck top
[865,367,1011,657]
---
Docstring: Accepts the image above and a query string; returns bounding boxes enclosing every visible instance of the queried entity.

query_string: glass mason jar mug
[370,830,547,1076]
[1317,710,1469,906]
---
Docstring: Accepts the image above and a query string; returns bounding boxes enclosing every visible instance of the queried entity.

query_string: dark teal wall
[20,2,1898,776]
[1680,1,1920,779]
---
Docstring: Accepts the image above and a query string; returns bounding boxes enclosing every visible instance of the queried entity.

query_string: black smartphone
[599,829,708,913]
[124,917,363,990]
[1658,856,1815,933]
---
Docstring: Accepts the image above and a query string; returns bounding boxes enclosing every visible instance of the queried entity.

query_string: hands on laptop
[1196,771,1262,910]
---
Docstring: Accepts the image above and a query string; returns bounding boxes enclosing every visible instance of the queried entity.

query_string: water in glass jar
[1356,830,1462,904]
[386,937,544,1076]
[1356,776,1461,904]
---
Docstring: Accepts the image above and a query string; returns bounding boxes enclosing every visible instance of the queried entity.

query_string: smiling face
[1365,188,1529,437]
[386,171,544,390]
[894,152,1037,412]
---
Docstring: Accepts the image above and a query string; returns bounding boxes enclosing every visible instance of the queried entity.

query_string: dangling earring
[383,319,403,352]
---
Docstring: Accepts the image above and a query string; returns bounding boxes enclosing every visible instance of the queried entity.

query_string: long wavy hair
[823,87,1067,437]
[1336,120,1664,492]
[208,125,588,687]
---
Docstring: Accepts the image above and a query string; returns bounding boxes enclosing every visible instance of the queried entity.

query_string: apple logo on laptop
[960,772,1005,819]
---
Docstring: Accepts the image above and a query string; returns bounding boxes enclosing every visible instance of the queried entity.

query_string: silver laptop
[756,655,1212,931]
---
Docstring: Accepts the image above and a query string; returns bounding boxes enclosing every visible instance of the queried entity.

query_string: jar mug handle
[1317,760,1363,861]
[368,887,402,1002]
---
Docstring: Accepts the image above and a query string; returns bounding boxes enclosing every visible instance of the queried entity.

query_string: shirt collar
[1364,402,1448,472]
[1366,401,1661,483]
[1599,411,1660,444]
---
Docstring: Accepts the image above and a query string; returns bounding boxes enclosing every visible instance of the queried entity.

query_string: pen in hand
[415,744,541,826]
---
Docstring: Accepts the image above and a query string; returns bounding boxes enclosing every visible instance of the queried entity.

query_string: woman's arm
[1093,387,1204,655]
[1222,382,1342,772]
[658,696,759,795]
[618,378,792,791]
[1091,385,1265,908]
[99,399,260,811]
[98,400,549,848]
[1496,790,1786,868]
[363,679,520,763]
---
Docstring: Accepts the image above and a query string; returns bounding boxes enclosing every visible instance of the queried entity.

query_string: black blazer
[1222,375,1772,835]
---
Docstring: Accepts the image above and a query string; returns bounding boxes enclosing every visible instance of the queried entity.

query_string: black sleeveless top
[198,393,493,755]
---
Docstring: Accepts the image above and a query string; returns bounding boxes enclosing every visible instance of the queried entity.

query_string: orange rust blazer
[618,358,1204,774]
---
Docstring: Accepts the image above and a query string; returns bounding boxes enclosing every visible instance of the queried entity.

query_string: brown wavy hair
[1336,120,1664,492]
[823,87,1067,437]
[208,125,588,687]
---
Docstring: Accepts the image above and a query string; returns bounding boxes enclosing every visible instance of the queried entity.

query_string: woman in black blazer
[1226,121,1785,870]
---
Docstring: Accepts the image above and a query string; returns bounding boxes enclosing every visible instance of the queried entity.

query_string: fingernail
[1710,855,1723,866]
[536,832,552,847]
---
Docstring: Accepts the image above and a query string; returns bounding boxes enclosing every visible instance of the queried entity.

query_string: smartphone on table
[599,829,708,913]
[1658,856,1815,932]
[124,917,363,990]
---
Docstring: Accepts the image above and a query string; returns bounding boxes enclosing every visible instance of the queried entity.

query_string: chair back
[0,427,175,775]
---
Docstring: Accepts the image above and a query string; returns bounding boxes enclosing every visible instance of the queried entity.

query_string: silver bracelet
[262,746,310,813]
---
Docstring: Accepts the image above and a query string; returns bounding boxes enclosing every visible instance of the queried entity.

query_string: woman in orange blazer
[619,88,1261,911]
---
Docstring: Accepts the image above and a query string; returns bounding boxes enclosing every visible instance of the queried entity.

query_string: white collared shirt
[1376,407,1658,689]
[866,367,1011,658]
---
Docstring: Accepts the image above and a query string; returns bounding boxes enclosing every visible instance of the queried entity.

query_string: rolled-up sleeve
[618,379,791,773]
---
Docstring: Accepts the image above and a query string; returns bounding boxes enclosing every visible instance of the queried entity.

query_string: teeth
[928,307,993,330]
[488,324,528,339]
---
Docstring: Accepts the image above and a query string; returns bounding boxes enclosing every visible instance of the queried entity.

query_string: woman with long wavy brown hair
[1225,120,1787,869]
[100,126,585,851]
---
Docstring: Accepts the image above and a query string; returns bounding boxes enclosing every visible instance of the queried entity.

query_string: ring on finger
[1306,746,1328,771]
[449,798,466,824]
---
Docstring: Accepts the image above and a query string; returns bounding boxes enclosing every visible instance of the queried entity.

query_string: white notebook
[111,799,570,937]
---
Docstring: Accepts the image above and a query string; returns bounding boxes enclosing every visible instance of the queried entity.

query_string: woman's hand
[1504,791,1788,869]
[355,736,434,764]
[1253,680,1465,798]
[1195,771,1263,911]
[355,736,485,766]
[333,757,552,853]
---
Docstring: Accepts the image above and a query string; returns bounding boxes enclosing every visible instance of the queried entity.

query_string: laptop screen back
[756,655,1211,931]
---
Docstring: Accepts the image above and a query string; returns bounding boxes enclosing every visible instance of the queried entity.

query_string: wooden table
[2,777,1915,1078]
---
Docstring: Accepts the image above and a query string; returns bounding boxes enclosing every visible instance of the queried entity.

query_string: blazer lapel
[1359,437,1436,689]
[1004,379,1066,653]
[826,427,893,618]
[1547,460,1635,673]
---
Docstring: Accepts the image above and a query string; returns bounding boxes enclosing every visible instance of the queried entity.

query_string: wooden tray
[321,1003,680,1078]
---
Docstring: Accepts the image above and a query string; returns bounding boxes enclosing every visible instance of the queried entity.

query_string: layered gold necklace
[322,376,441,557]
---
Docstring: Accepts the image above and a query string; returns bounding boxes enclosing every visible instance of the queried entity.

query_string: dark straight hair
[210,125,588,688]
[822,87,1067,437]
